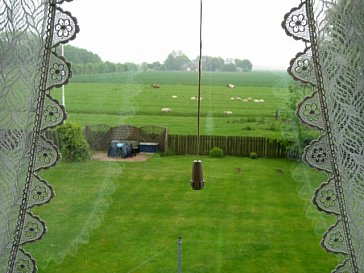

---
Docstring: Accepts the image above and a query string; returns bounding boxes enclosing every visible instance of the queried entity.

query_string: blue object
[139,142,158,153]
[108,142,133,158]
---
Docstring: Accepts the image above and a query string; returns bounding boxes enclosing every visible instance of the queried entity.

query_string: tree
[200,56,224,71]
[151,61,163,71]
[221,63,236,72]
[163,51,191,71]
[61,45,102,64]
[235,59,253,72]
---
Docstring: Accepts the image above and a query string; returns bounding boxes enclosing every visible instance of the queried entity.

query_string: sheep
[230,97,235,100]
[161,107,172,112]
[242,99,248,102]
[226,83,235,88]
[259,99,265,103]
[235,96,242,101]
[254,99,260,103]
[224,111,233,116]
[190,96,196,100]
[172,95,177,99]
[151,83,160,88]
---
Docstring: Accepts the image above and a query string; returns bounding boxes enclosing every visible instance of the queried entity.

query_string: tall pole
[177,237,182,273]
[61,44,65,106]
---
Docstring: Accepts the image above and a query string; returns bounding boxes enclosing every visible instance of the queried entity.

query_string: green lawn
[28,156,338,273]
[52,71,292,137]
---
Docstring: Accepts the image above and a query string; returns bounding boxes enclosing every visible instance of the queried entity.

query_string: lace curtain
[282,0,363,272]
[0,0,78,272]
[0,0,362,272]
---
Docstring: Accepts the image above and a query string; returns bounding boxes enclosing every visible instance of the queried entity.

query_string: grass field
[24,71,335,272]
[52,71,293,137]
[72,71,286,87]
[27,156,337,273]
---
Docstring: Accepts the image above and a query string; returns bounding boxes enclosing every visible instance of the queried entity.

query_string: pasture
[52,71,292,137]
[28,156,337,273]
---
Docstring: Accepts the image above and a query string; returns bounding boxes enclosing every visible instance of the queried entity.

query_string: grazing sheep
[230,97,235,100]
[226,83,235,88]
[242,99,248,102]
[247,97,253,102]
[259,99,265,102]
[224,111,233,116]
[254,99,260,103]
[190,96,196,100]
[151,83,160,88]
[172,95,177,99]
[161,107,172,112]
[235,96,242,101]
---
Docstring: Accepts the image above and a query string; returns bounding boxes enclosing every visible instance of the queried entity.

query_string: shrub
[56,122,91,161]
[209,147,224,158]
[250,152,258,159]
[159,150,175,157]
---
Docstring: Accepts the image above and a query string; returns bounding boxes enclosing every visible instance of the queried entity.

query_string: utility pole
[177,237,182,273]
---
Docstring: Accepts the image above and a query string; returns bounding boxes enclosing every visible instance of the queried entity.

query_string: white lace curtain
[0,0,78,272]
[0,0,362,272]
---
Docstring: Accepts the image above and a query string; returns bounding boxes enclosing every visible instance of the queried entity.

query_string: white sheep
[230,97,235,100]
[226,83,235,88]
[242,99,248,102]
[190,96,196,100]
[172,95,177,99]
[254,99,260,103]
[161,108,172,112]
[224,111,233,116]
[259,99,265,103]
[235,97,242,101]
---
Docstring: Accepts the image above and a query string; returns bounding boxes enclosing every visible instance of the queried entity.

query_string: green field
[72,71,286,87]
[28,156,337,273]
[23,71,336,272]
[53,71,293,137]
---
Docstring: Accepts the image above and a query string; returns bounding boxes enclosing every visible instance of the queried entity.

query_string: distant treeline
[60,46,253,75]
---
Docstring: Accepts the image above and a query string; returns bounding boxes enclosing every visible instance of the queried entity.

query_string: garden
[27,71,337,272]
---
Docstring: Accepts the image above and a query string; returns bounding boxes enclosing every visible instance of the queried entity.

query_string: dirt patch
[92,152,151,162]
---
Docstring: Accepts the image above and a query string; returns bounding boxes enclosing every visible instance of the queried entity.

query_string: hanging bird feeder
[191,160,204,190]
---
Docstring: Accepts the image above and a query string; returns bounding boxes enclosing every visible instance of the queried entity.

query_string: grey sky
[63,0,304,70]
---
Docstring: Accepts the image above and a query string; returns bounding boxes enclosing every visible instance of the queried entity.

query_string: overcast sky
[62,0,304,70]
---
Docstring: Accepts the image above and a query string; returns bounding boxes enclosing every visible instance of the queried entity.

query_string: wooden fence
[45,129,287,158]
[168,135,287,158]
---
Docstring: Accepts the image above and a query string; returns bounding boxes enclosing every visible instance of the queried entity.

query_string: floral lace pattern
[55,18,73,37]
[41,95,66,130]
[320,189,337,208]
[0,0,78,272]
[297,91,325,130]
[283,0,364,272]
[288,14,307,33]
[302,103,320,121]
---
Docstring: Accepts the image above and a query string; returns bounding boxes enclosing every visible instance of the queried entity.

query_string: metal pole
[177,237,182,273]
[61,44,65,106]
